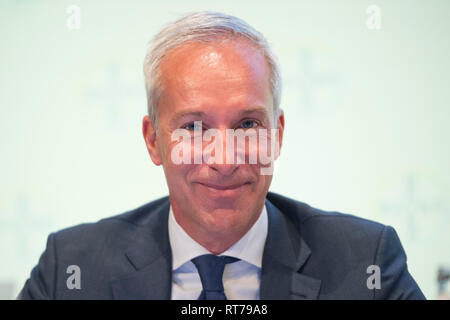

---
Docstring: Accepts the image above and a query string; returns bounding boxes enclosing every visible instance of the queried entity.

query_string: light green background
[0,0,449,299]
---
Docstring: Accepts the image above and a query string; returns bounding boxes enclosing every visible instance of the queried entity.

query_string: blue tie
[191,254,239,300]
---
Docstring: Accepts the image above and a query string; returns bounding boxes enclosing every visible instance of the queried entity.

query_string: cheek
[232,130,279,172]
[158,136,194,188]
[164,161,193,184]
[243,162,272,191]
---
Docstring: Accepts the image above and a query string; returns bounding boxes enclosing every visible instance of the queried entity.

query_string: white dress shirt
[168,205,268,300]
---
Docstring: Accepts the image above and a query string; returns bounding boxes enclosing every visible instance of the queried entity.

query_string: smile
[199,182,249,190]
[195,182,250,196]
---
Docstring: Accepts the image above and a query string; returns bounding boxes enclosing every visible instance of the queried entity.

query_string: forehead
[158,39,272,109]
[160,38,268,75]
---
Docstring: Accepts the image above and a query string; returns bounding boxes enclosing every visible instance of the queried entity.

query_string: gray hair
[143,11,282,129]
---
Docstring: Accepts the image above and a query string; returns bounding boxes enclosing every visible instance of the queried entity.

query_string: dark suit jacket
[18,192,425,299]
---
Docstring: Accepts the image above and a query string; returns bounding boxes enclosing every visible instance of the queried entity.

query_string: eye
[240,120,259,129]
[183,122,203,131]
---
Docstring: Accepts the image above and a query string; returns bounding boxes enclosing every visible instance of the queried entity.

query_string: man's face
[143,39,284,249]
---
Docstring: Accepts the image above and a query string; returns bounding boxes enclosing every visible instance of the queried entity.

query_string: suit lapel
[108,196,321,300]
[260,199,321,299]
[110,199,172,300]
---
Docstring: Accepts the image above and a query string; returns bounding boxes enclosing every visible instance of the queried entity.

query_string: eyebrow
[172,110,206,122]
[170,106,270,126]
[169,111,206,129]
[240,107,269,117]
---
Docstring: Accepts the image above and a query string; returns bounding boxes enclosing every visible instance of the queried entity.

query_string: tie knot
[191,254,239,295]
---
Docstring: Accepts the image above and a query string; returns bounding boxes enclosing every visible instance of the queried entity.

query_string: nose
[209,162,239,176]
[204,128,239,176]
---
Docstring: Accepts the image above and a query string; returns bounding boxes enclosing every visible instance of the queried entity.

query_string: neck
[171,201,263,255]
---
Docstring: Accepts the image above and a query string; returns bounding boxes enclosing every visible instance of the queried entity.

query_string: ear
[142,115,162,166]
[275,109,285,159]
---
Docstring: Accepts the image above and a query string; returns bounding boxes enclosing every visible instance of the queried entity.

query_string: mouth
[194,181,251,196]
[198,182,250,190]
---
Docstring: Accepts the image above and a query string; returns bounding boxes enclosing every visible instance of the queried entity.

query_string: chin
[194,184,256,208]
[201,208,250,233]
[197,194,249,213]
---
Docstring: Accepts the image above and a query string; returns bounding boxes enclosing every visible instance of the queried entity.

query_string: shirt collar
[168,204,268,271]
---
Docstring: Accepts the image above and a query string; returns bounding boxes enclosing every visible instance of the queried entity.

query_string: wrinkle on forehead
[159,39,270,93]
[156,38,274,126]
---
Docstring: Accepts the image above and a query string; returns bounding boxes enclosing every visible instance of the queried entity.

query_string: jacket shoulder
[53,196,169,242]
[267,191,385,227]
[266,191,386,247]
[19,196,170,299]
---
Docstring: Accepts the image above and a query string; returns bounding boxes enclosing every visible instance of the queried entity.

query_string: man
[19,11,425,300]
